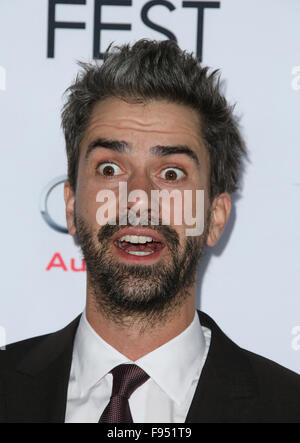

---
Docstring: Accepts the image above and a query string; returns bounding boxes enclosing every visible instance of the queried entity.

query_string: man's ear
[64,180,76,236]
[206,192,231,247]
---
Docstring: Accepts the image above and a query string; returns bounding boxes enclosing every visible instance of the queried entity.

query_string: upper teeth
[119,235,154,244]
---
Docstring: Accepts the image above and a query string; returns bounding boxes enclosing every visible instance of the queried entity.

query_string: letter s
[141,1,177,41]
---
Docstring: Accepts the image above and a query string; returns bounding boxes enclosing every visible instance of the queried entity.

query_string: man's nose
[124,170,158,223]
[127,169,154,193]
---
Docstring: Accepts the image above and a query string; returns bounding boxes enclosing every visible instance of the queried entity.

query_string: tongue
[121,241,161,252]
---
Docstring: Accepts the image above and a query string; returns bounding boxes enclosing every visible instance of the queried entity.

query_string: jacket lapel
[185,311,258,423]
[3,316,81,423]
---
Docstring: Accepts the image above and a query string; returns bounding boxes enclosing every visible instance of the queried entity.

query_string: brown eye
[98,162,121,177]
[102,165,114,176]
[161,167,185,181]
[165,170,177,181]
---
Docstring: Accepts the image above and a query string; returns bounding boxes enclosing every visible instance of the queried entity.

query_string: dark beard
[75,214,209,328]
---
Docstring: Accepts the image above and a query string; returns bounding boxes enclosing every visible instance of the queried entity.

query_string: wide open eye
[160,167,185,181]
[98,162,122,177]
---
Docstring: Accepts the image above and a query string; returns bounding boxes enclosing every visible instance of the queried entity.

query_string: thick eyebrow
[85,138,200,167]
[150,145,200,167]
[85,138,131,159]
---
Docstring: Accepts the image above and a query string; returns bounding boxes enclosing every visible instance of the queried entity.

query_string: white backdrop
[0,0,299,373]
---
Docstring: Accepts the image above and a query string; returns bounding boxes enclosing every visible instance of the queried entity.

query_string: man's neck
[85,292,196,361]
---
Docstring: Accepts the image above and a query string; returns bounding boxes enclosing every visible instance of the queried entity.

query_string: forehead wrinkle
[86,109,199,132]
[89,96,202,130]
[85,122,201,140]
[83,100,206,156]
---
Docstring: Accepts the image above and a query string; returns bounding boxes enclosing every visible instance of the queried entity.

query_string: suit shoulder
[243,347,300,383]
[0,316,81,375]
[199,310,300,392]
[198,310,300,420]
[241,347,300,402]
[0,333,53,369]
[7,333,52,351]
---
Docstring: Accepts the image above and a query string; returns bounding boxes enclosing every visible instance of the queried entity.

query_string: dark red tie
[99,364,150,423]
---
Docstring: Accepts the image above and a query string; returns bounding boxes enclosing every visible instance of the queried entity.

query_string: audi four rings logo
[40,176,69,233]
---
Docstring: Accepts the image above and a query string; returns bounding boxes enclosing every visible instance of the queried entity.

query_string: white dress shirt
[65,309,211,423]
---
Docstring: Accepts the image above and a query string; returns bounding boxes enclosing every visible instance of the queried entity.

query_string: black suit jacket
[0,310,299,423]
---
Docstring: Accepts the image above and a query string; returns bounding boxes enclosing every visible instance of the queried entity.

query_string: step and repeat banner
[0,0,299,373]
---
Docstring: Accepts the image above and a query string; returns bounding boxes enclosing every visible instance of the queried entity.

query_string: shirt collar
[72,310,130,394]
[136,311,206,405]
[72,309,207,406]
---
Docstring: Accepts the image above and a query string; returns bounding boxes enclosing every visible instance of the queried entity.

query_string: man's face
[65,98,218,321]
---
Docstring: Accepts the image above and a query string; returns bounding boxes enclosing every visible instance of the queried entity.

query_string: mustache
[97,217,180,249]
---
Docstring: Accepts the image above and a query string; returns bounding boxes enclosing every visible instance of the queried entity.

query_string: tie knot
[110,364,150,399]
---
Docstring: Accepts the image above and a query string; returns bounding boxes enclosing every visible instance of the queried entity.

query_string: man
[0,39,299,423]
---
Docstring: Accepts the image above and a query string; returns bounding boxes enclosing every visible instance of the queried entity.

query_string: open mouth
[113,234,165,257]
